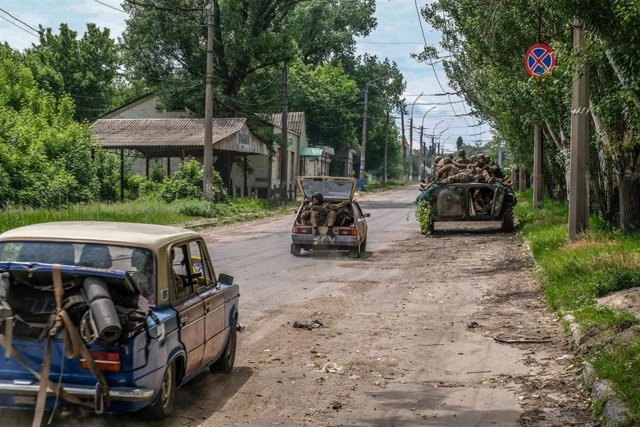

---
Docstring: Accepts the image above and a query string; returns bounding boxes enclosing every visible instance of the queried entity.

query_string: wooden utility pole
[401,108,407,181]
[359,85,369,181]
[383,109,389,184]
[533,124,544,208]
[203,3,214,201]
[280,66,289,202]
[569,21,590,239]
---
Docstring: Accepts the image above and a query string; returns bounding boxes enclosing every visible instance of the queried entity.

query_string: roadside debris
[319,362,345,375]
[467,321,481,329]
[293,320,323,330]
[493,335,552,344]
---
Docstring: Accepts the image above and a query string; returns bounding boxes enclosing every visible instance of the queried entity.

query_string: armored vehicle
[417,181,516,233]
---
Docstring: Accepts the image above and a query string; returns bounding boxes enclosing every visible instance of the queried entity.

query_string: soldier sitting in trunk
[300,193,349,238]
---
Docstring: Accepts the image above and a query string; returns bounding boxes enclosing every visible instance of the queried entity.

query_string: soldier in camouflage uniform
[301,193,350,237]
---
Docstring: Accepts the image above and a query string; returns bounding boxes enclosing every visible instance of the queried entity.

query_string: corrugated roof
[91,118,246,148]
[267,112,305,136]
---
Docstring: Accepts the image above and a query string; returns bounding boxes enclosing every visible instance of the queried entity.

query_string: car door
[189,240,228,363]
[354,202,368,242]
[170,242,205,374]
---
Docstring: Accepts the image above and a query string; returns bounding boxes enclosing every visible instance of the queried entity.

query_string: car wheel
[291,243,302,256]
[211,317,237,374]
[348,244,361,259]
[141,361,176,420]
[360,237,367,253]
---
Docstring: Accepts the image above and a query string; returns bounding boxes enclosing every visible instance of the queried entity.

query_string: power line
[0,7,41,37]
[94,0,128,14]
[0,14,38,38]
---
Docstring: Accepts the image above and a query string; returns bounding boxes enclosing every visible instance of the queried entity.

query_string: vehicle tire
[211,317,237,374]
[291,243,302,256]
[428,213,435,234]
[348,244,361,259]
[141,361,176,420]
[360,237,367,253]
[501,205,514,232]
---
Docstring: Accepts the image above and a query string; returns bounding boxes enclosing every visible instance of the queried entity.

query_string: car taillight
[338,228,358,236]
[80,351,121,373]
[293,226,312,234]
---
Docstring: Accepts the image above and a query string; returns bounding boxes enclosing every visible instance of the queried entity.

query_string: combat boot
[327,226,335,238]
[313,227,319,236]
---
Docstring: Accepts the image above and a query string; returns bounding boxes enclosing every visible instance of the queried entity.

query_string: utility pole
[280,66,289,202]
[383,108,389,184]
[569,20,590,239]
[203,2,214,201]
[533,125,544,208]
[359,85,369,181]
[401,108,407,181]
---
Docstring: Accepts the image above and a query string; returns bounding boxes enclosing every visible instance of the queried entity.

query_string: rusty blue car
[0,222,240,422]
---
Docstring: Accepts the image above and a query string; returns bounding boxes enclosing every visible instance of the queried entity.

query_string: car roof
[0,221,199,250]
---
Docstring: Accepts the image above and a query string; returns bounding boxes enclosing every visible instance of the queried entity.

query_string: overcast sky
[0,0,490,153]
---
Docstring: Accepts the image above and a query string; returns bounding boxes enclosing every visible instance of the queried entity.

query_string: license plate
[13,395,36,405]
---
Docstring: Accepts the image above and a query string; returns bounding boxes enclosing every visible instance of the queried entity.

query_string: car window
[355,202,365,218]
[188,240,215,290]
[171,244,194,300]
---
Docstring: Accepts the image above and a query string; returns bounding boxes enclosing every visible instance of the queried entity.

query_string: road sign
[525,43,557,78]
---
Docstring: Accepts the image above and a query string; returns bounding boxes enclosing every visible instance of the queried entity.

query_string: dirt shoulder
[191,221,595,426]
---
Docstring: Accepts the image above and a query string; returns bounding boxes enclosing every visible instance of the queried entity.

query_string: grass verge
[515,190,640,422]
[0,197,297,234]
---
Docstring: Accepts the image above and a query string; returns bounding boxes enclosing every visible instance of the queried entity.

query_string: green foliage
[125,174,159,200]
[287,0,376,65]
[415,199,432,236]
[159,159,228,204]
[594,268,640,298]
[288,60,359,150]
[149,160,165,183]
[516,190,640,418]
[160,160,204,203]
[25,23,120,122]
[0,44,114,208]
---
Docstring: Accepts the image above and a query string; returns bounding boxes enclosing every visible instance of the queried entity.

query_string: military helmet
[311,193,323,203]
[434,156,443,164]
[458,149,466,157]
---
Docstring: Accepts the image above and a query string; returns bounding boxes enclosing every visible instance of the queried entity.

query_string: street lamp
[420,106,436,179]
[408,92,424,181]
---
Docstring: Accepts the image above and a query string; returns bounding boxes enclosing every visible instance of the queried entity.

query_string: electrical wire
[0,7,41,35]
[0,14,38,38]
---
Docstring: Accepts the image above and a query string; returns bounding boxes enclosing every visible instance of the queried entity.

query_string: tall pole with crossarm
[203,2,214,201]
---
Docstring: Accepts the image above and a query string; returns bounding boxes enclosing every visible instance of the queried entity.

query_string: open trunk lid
[296,176,356,202]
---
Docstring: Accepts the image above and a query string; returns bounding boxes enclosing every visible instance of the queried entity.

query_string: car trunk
[0,264,148,384]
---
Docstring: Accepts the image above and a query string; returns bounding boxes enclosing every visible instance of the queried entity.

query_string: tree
[0,44,117,208]
[25,23,121,122]
[286,0,377,65]
[121,0,305,114]
[456,136,463,150]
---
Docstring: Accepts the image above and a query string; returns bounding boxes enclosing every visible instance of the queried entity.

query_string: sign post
[525,43,557,209]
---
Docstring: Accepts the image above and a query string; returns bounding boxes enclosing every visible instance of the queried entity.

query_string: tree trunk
[617,173,640,233]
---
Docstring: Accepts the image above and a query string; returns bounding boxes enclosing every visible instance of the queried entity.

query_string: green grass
[362,179,407,192]
[0,197,296,233]
[515,190,640,421]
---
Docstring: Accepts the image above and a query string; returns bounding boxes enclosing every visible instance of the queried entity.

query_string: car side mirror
[364,213,371,217]
[218,273,234,286]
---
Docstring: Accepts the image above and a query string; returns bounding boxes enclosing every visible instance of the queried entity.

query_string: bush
[125,174,159,200]
[415,199,432,235]
[176,199,216,217]
[149,160,165,183]
[159,159,229,204]
[594,268,640,297]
